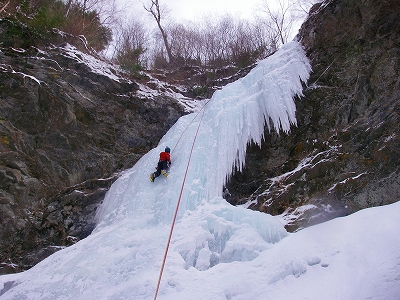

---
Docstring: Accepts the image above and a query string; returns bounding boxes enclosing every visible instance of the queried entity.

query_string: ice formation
[0,41,315,299]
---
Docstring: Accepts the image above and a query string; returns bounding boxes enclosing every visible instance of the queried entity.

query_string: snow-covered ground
[1,41,399,300]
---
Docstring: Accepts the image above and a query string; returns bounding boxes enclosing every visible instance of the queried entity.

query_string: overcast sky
[124,0,264,22]
[165,0,262,21]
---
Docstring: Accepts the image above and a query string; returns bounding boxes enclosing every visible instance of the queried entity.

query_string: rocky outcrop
[150,63,256,99]
[226,0,400,231]
[1,0,399,275]
[0,45,185,274]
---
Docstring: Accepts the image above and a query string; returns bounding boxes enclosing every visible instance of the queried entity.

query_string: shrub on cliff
[0,0,111,51]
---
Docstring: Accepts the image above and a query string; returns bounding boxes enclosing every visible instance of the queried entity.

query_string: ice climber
[150,146,171,182]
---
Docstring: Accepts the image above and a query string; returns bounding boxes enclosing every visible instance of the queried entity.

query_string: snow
[135,75,204,113]
[0,56,42,85]
[60,44,202,112]
[1,41,400,300]
[60,44,128,83]
[10,70,42,85]
[328,172,369,192]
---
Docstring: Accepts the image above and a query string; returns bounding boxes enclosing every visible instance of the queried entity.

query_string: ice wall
[0,41,311,300]
[95,41,311,226]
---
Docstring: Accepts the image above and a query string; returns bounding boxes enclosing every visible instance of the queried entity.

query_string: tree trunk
[144,0,174,64]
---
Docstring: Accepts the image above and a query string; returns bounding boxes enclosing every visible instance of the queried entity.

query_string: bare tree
[230,20,253,66]
[294,0,319,14]
[0,0,10,14]
[114,19,150,71]
[258,0,318,47]
[143,0,173,64]
[158,14,277,69]
[107,7,290,69]
[168,23,196,63]
[252,18,278,54]
[259,0,294,46]
[63,0,119,31]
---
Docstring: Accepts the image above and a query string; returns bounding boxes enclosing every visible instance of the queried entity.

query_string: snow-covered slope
[1,41,399,300]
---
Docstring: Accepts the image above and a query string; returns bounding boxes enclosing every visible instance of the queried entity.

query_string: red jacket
[159,151,171,162]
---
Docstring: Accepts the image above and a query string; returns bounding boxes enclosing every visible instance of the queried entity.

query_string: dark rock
[226,0,400,231]
[150,63,256,99]
[0,44,185,274]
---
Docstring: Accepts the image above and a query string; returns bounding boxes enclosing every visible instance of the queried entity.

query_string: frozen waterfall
[1,41,313,299]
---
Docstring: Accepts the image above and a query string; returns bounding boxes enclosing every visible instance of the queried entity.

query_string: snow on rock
[60,44,127,82]
[0,54,42,85]
[136,73,205,113]
[0,40,309,299]
[60,44,202,112]
[4,41,398,300]
[93,41,311,228]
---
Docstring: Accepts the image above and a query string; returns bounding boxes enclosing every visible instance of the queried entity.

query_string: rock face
[1,0,399,275]
[0,45,185,274]
[226,0,400,231]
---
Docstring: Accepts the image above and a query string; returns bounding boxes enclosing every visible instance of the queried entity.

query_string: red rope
[154,108,205,300]
[172,98,212,154]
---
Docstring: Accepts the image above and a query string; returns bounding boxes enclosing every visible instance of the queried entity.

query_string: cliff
[0,42,186,273]
[227,0,400,231]
[1,0,399,275]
